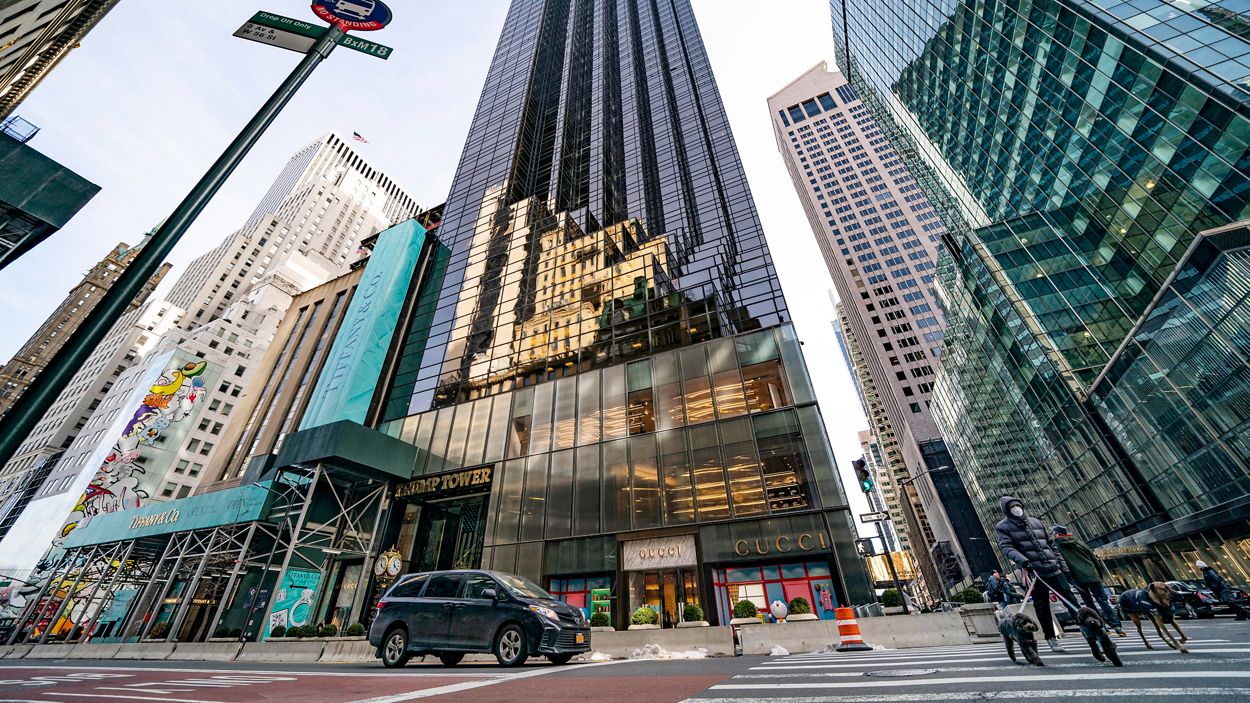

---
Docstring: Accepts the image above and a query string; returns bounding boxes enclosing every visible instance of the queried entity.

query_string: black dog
[1076,606,1123,667]
[998,611,1045,666]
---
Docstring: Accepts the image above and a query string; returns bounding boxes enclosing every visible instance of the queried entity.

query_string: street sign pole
[0,24,346,471]
[875,519,907,614]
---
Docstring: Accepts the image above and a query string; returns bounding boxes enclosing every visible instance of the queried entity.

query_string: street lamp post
[0,22,348,470]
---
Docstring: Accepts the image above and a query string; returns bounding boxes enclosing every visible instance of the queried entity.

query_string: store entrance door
[628,568,699,628]
[411,494,487,572]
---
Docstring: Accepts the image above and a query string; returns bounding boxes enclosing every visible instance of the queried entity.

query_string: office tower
[0,134,420,576]
[0,1,120,119]
[164,133,420,340]
[364,0,871,628]
[0,237,167,418]
[770,63,997,594]
[0,116,99,267]
[834,0,1250,581]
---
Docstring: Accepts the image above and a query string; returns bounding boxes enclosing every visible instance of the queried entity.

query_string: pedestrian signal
[852,458,873,493]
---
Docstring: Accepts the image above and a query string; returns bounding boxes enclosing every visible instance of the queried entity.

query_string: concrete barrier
[740,612,978,654]
[68,643,122,660]
[23,645,75,660]
[115,642,176,660]
[319,639,375,664]
[237,641,325,663]
[168,642,242,661]
[584,626,734,659]
[0,644,33,659]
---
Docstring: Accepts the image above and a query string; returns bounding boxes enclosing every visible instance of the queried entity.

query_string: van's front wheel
[494,624,528,666]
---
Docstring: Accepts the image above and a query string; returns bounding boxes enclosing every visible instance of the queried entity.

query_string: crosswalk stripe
[711,670,1250,691]
[782,638,1228,660]
[748,647,1250,670]
[686,688,1250,702]
[736,656,1250,677]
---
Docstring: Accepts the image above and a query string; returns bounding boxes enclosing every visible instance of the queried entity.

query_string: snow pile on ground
[583,651,614,662]
[769,645,790,656]
[628,643,709,660]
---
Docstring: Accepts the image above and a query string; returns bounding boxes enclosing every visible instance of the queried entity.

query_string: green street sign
[245,11,393,60]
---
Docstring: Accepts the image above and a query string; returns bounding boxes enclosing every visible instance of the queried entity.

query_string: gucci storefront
[536,511,858,629]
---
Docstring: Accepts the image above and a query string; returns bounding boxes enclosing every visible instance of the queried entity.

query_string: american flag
[353,131,369,144]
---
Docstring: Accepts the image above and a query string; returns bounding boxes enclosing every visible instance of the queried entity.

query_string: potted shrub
[628,606,660,630]
[318,623,339,638]
[345,623,366,637]
[730,599,761,625]
[589,611,614,632]
[787,597,818,622]
[678,603,709,628]
[950,588,985,605]
[270,625,287,639]
[881,588,905,615]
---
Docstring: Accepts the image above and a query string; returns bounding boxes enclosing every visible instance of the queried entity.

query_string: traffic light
[853,458,874,493]
[855,538,876,557]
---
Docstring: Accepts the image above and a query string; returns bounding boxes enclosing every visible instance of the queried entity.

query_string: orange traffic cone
[835,606,873,652]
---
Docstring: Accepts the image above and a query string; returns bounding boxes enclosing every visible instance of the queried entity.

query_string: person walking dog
[995,496,1078,653]
[985,569,1011,609]
[1053,525,1124,636]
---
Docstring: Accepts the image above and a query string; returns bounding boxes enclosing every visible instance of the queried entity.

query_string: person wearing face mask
[995,496,1076,652]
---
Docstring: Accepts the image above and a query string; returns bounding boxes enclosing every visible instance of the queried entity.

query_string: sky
[0,0,874,530]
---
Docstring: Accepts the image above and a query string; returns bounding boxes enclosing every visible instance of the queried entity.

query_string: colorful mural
[57,360,210,542]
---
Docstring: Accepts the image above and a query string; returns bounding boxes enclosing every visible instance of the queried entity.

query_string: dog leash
[1012,574,1037,615]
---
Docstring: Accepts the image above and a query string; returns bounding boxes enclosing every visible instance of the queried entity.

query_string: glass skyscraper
[834,0,1250,584]
[372,0,871,628]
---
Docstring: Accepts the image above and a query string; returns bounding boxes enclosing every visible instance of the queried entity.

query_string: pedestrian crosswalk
[685,622,1250,702]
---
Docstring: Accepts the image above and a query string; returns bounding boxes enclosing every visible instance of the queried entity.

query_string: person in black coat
[985,569,1011,609]
[1197,560,1249,621]
[995,495,1077,652]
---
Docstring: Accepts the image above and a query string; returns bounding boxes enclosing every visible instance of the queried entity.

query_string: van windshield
[495,573,553,600]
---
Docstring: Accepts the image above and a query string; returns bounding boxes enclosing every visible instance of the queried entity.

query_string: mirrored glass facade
[834,0,1250,570]
[376,0,871,625]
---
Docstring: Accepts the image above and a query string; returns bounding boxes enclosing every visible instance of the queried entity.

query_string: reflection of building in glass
[834,0,1250,585]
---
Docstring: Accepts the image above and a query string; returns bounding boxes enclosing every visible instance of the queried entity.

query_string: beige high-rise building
[770,62,998,596]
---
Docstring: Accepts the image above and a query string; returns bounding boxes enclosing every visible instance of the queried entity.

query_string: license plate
[575,633,585,644]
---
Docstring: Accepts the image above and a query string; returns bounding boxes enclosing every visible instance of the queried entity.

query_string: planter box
[958,602,1002,640]
[883,606,905,615]
[627,623,660,630]
[591,626,616,632]
[787,613,818,622]
[677,620,709,628]
[730,617,762,626]
[581,626,734,658]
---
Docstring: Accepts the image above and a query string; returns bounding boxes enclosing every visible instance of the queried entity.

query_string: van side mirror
[482,588,498,600]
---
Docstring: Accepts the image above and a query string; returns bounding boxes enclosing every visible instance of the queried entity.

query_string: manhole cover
[865,669,939,678]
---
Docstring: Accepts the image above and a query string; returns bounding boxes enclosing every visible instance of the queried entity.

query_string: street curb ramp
[238,641,325,663]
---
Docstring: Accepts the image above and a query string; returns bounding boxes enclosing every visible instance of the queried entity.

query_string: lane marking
[713,670,1250,690]
[344,661,622,703]
[43,695,223,703]
[685,688,1250,702]
[0,666,502,679]
[780,639,1229,661]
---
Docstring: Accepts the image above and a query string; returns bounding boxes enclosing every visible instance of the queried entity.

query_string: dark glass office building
[371,0,871,627]
[834,0,1250,585]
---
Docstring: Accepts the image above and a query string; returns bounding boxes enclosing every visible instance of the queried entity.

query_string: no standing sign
[311,0,393,31]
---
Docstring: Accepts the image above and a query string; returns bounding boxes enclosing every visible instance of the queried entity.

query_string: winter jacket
[1119,587,1169,615]
[1054,534,1105,584]
[994,496,1068,577]
[1202,566,1234,601]
[985,574,1009,601]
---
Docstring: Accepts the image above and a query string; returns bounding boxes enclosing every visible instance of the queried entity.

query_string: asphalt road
[0,618,1246,702]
